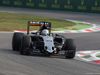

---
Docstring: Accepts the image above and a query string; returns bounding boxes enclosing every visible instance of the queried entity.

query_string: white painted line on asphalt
[0,31,13,33]
[86,73,100,75]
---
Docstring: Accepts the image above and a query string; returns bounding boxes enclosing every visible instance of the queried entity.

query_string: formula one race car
[12,21,76,59]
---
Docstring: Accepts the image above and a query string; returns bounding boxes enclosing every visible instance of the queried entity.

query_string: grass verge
[53,21,93,31]
[0,12,75,31]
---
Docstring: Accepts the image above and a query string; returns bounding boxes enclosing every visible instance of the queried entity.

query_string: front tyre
[12,32,24,51]
[20,35,31,55]
[63,39,76,59]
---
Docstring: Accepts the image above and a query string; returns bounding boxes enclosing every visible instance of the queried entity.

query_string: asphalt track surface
[0,7,100,75]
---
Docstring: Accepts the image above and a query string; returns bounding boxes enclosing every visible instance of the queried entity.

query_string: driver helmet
[41,29,49,35]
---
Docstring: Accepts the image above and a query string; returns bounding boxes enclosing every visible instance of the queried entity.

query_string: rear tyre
[63,39,76,59]
[20,35,31,55]
[12,32,24,51]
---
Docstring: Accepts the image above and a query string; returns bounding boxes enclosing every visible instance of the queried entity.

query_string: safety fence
[0,0,100,13]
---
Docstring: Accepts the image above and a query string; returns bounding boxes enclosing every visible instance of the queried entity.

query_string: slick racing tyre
[63,39,76,59]
[20,35,31,55]
[12,32,24,51]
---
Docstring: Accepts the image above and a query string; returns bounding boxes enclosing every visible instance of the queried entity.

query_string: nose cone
[46,46,54,53]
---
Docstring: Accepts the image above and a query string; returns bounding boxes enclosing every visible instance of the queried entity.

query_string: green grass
[0,12,75,31]
[96,53,100,58]
[52,21,93,31]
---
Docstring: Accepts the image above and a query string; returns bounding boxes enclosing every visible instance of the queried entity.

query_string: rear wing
[28,21,51,27]
[27,21,51,34]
